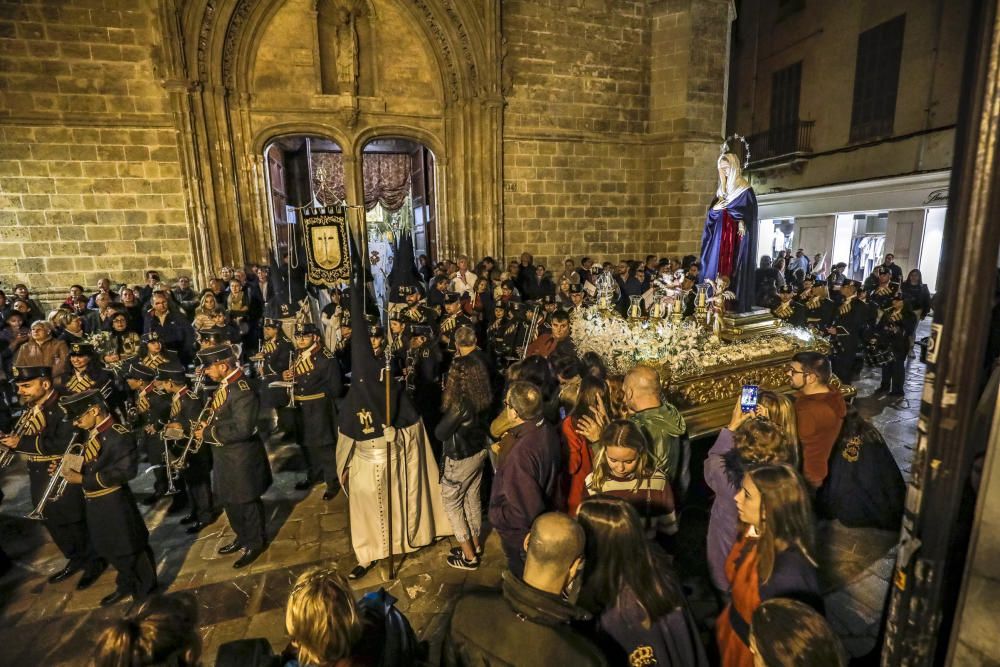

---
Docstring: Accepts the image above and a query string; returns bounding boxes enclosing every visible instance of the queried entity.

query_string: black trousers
[109,546,158,598]
[881,355,906,393]
[293,408,338,486]
[47,519,93,566]
[500,534,526,580]
[225,498,265,550]
[183,473,215,523]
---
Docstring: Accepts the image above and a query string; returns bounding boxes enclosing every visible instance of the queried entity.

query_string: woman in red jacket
[716,464,822,667]
[560,376,608,515]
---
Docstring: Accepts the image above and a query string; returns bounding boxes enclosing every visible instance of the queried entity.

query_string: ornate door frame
[156,0,503,286]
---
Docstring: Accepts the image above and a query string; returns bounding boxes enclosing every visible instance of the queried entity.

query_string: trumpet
[172,406,216,472]
[27,434,82,520]
[286,351,296,408]
[0,407,34,468]
[190,365,206,398]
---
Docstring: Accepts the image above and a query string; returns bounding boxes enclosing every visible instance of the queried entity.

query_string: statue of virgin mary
[699,151,758,313]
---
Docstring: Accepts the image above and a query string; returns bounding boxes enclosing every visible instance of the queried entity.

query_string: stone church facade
[0,0,732,294]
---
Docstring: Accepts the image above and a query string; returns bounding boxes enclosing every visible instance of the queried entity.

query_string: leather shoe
[185,521,209,535]
[179,513,198,525]
[232,546,264,569]
[48,561,84,584]
[76,559,107,590]
[348,562,376,580]
[100,590,130,607]
[294,478,315,491]
[323,481,341,501]
[217,540,241,555]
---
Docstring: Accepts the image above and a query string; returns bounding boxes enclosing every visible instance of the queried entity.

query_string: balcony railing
[747,120,815,165]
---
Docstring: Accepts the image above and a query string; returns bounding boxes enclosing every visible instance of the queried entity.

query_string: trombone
[27,434,83,520]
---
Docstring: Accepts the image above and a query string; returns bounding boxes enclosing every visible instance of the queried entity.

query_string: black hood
[387,232,422,303]
[338,230,419,440]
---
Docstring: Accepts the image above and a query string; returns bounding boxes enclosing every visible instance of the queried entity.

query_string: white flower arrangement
[570,309,822,379]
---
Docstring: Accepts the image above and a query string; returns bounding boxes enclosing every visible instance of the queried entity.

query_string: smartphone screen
[740,384,759,413]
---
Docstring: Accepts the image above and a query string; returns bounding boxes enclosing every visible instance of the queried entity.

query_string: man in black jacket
[195,344,272,568]
[1,366,105,590]
[444,512,606,667]
[59,388,157,607]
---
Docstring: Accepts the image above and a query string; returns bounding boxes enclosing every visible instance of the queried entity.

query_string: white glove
[383,425,397,443]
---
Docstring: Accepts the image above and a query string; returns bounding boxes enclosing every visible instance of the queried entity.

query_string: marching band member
[772,285,807,327]
[157,364,216,533]
[195,344,272,568]
[139,331,179,369]
[827,280,870,384]
[803,283,837,332]
[252,315,294,435]
[282,322,343,499]
[127,363,185,511]
[59,388,157,607]
[61,343,114,400]
[874,294,917,397]
[1,366,103,589]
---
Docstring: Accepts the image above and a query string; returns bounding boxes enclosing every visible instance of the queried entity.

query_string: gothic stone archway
[157,0,502,284]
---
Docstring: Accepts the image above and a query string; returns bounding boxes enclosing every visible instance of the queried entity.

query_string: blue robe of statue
[699,187,758,313]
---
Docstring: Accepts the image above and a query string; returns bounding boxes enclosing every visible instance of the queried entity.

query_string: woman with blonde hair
[90,593,201,667]
[192,290,221,331]
[704,399,799,593]
[716,465,821,667]
[755,390,800,464]
[284,567,418,666]
[585,419,677,538]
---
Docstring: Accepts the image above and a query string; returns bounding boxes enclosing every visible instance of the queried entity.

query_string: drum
[864,341,894,367]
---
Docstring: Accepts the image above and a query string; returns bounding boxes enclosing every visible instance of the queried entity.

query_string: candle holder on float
[627,295,643,319]
[649,298,668,321]
[594,271,620,313]
[670,293,684,325]
[694,283,710,328]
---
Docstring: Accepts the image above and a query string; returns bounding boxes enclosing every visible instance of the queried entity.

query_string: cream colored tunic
[335,419,452,566]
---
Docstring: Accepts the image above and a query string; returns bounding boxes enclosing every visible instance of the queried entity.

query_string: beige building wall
[729,0,970,192]
[0,0,195,297]
[0,0,735,296]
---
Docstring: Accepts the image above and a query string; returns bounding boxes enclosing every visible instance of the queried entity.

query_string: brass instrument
[172,406,216,472]
[253,340,264,377]
[27,434,82,520]
[1,404,38,468]
[161,429,180,494]
[123,397,139,427]
[520,304,543,360]
[286,350,296,407]
[190,365,206,398]
[404,347,417,393]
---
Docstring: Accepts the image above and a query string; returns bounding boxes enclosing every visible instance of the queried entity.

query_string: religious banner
[301,206,351,286]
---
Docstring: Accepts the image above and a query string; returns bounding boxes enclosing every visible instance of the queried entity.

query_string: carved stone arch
[252,125,353,157]
[352,126,446,161]
[172,0,503,276]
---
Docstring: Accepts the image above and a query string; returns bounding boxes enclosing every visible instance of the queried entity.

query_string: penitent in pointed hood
[338,229,418,441]
[387,232,422,303]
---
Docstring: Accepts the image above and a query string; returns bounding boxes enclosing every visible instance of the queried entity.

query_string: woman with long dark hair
[91,593,201,667]
[716,464,821,667]
[561,376,608,515]
[436,355,493,570]
[576,496,708,666]
[704,401,798,593]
